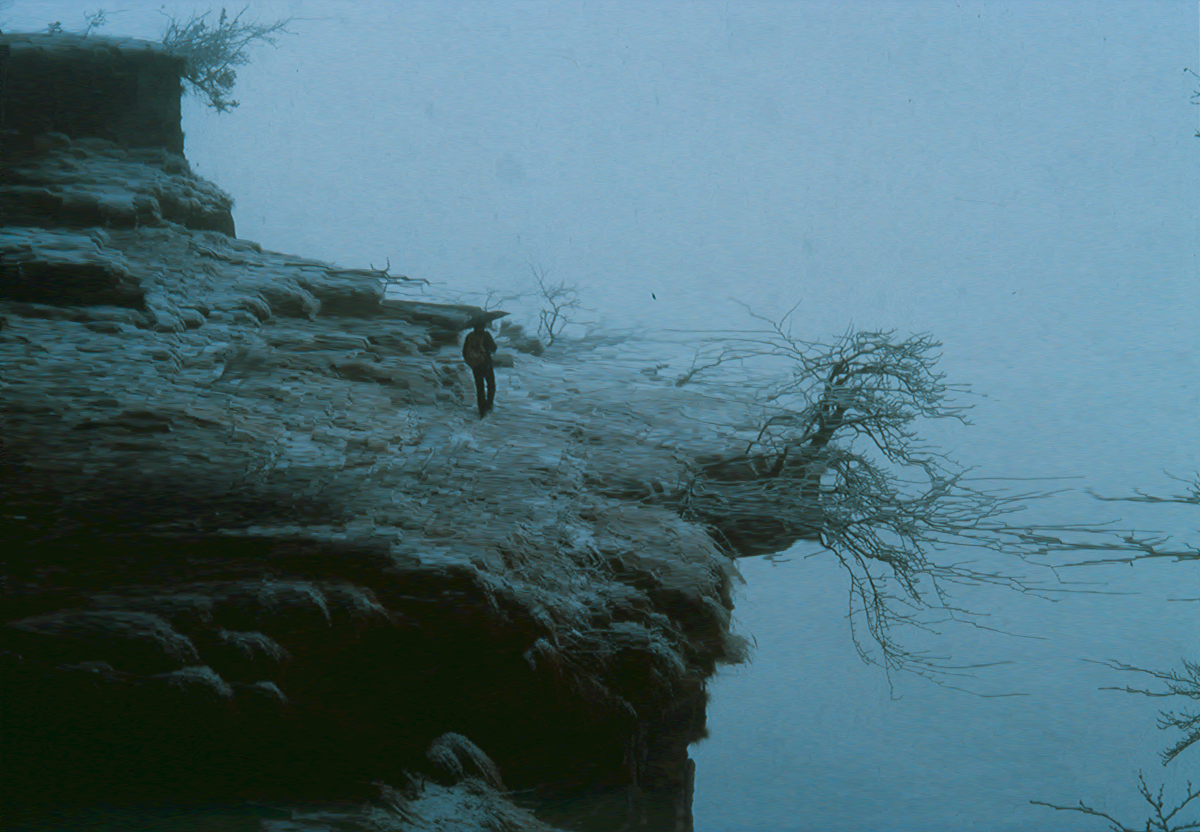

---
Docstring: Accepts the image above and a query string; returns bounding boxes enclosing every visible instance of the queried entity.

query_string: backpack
[462,331,488,368]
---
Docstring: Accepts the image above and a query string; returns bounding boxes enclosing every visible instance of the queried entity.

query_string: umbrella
[463,310,510,329]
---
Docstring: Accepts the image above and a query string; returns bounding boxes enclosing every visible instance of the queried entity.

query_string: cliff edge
[0,33,819,832]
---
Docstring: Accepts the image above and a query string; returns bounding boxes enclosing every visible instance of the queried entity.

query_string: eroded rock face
[0,45,714,832]
[0,31,826,832]
[0,139,237,235]
[0,33,185,153]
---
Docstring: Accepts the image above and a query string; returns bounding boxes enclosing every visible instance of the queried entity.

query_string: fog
[7,1,1198,829]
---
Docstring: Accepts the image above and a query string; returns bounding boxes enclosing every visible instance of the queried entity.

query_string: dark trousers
[472,364,495,416]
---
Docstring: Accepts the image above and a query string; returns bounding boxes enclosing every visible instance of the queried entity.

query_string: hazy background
[6,2,1198,830]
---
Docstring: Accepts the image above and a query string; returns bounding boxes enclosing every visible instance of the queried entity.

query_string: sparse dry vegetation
[1030,475,1200,831]
[529,263,581,348]
[160,5,292,113]
[676,302,1156,687]
[1033,771,1200,832]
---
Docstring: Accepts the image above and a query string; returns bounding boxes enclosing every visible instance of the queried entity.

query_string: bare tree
[1029,474,1200,830]
[675,302,1138,685]
[1094,656,1200,766]
[160,5,292,113]
[1032,772,1200,832]
[529,262,580,348]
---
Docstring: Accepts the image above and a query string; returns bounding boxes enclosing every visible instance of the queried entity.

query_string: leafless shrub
[81,9,107,37]
[529,262,580,348]
[42,8,107,36]
[1032,474,1200,761]
[326,258,429,292]
[1032,772,1200,832]
[678,301,1141,686]
[1029,475,1200,830]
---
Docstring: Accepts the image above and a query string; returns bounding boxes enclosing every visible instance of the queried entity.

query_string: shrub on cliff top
[161,5,292,113]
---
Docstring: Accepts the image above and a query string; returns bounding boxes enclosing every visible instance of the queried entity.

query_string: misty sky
[11,3,1195,327]
[11,1,1197,487]
[6,2,1199,830]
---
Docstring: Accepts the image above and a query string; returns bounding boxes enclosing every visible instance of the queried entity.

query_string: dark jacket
[462,330,497,367]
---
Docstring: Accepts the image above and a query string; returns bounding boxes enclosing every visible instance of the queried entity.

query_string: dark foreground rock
[1,32,822,832]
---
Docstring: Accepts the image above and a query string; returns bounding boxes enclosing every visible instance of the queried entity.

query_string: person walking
[462,319,498,417]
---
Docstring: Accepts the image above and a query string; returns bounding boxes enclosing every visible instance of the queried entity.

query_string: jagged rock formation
[0,32,822,832]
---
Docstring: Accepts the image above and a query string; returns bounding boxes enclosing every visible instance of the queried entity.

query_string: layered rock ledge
[1,32,820,832]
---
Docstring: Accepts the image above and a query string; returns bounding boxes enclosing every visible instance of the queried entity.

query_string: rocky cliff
[1,32,819,832]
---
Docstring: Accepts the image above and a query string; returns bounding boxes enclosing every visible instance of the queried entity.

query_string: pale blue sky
[11,2,1194,337]
[30,0,1187,487]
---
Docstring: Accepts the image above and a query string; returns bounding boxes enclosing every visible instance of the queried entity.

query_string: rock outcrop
[1,32,822,831]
